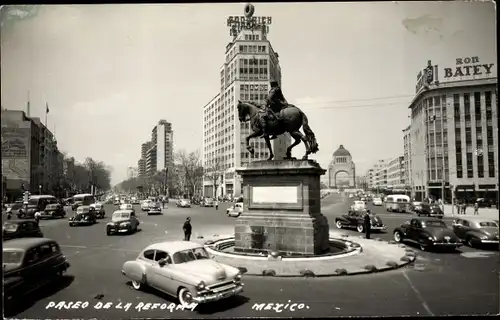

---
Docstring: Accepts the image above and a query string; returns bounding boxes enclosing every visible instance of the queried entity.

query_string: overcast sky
[1,3,496,185]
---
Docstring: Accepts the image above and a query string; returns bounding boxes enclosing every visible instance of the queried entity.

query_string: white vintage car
[122,241,244,306]
[351,200,367,211]
[227,202,243,217]
[120,203,134,211]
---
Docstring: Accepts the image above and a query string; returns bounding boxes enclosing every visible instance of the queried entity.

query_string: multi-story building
[407,57,497,202]
[386,156,405,189]
[201,5,290,198]
[1,109,63,198]
[366,159,390,190]
[402,125,412,191]
[152,120,174,172]
[145,145,157,176]
[355,176,368,190]
[137,159,146,177]
[138,141,152,177]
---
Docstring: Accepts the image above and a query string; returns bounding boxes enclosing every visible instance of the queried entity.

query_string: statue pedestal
[234,160,330,256]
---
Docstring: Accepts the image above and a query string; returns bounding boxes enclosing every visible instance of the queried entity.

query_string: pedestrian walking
[364,211,371,239]
[162,198,165,209]
[215,200,219,210]
[34,210,41,225]
[461,202,467,215]
[183,217,192,241]
[474,202,479,215]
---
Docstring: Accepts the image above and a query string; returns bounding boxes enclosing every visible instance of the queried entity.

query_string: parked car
[3,220,44,241]
[335,210,386,233]
[372,198,383,206]
[200,198,214,207]
[452,218,499,248]
[40,203,66,219]
[141,200,152,211]
[121,241,244,306]
[107,210,139,235]
[418,202,444,218]
[68,206,97,226]
[3,238,70,307]
[227,202,243,217]
[177,199,191,208]
[148,202,163,215]
[90,203,106,219]
[393,218,462,251]
[6,202,25,217]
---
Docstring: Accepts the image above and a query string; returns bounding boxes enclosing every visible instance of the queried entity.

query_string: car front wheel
[393,231,403,243]
[178,287,194,307]
[335,220,343,229]
[357,224,364,233]
[131,280,143,290]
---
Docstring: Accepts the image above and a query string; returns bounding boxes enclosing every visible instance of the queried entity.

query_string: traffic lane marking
[402,271,435,316]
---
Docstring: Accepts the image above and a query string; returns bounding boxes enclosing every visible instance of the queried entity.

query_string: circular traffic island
[203,230,415,277]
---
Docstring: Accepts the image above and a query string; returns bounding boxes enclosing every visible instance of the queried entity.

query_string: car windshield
[423,221,447,228]
[3,250,24,263]
[479,221,498,227]
[172,247,210,264]
[113,212,130,219]
[46,203,58,208]
[10,203,23,209]
[28,199,39,205]
[3,223,18,232]
[76,207,87,214]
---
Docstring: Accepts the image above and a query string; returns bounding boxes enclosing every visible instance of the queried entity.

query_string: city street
[7,194,499,318]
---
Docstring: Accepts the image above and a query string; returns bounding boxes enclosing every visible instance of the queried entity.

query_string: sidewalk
[443,204,499,220]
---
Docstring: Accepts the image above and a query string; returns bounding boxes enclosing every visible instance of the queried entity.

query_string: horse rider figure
[262,80,289,140]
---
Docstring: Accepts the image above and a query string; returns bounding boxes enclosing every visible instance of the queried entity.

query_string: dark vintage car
[90,203,106,219]
[147,202,163,215]
[40,203,66,219]
[3,220,44,241]
[68,206,97,226]
[335,210,387,233]
[418,202,444,218]
[3,238,70,306]
[107,210,140,235]
[393,218,462,251]
[452,218,499,248]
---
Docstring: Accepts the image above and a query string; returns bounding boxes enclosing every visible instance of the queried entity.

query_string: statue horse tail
[299,109,319,154]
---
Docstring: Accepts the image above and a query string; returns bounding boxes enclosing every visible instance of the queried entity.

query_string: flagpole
[45,102,49,128]
[27,91,31,116]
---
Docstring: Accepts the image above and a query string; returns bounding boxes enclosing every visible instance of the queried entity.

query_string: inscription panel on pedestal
[249,185,303,210]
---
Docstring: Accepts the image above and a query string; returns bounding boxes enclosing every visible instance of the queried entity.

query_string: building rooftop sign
[227,3,272,37]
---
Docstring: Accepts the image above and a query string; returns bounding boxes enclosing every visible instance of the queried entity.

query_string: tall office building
[202,4,290,198]
[142,120,174,177]
[406,58,497,201]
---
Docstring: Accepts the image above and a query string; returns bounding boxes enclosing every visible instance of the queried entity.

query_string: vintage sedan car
[418,202,444,218]
[90,203,106,219]
[40,203,66,219]
[3,220,44,241]
[452,218,499,248]
[350,200,367,211]
[393,218,462,251]
[200,198,214,207]
[148,202,163,215]
[141,200,152,211]
[121,241,244,306]
[227,202,243,217]
[412,201,423,214]
[177,199,191,208]
[372,198,383,206]
[6,202,25,217]
[68,206,97,226]
[120,203,134,211]
[3,238,70,306]
[107,210,140,235]
[335,210,387,233]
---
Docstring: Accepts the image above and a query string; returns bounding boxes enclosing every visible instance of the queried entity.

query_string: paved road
[6,195,499,318]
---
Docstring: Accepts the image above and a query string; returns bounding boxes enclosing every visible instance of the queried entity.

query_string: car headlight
[196,281,206,290]
[428,236,435,241]
[480,235,488,239]
[234,273,242,281]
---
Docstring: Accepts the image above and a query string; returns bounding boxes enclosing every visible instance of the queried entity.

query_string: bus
[385,194,411,213]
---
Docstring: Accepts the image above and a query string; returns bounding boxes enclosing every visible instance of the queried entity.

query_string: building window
[466,153,473,178]
[487,152,495,177]
[477,155,484,178]
[485,91,492,110]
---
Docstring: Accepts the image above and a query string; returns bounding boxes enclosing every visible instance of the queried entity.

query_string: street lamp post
[38,185,42,195]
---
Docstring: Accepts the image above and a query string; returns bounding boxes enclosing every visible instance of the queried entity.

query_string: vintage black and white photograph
[1,2,498,318]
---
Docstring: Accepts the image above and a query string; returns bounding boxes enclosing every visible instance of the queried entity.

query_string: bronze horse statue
[236,100,319,160]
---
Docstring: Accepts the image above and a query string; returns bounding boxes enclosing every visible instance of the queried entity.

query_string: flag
[46,102,50,114]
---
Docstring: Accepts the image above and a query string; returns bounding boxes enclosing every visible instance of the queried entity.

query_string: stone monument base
[234,212,330,255]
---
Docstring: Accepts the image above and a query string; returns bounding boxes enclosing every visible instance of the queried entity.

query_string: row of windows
[456,152,496,178]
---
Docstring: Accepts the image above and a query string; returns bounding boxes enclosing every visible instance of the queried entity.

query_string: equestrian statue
[237,80,319,161]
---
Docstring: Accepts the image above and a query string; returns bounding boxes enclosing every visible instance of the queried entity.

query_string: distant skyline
[1,3,496,185]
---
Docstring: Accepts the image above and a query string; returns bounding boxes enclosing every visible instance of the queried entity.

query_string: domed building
[328,145,356,189]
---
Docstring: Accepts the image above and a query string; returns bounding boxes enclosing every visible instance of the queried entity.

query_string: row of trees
[57,156,112,197]
[115,150,225,198]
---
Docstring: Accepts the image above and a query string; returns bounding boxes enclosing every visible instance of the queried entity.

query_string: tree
[204,155,224,198]
[84,157,112,193]
[175,150,204,198]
